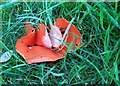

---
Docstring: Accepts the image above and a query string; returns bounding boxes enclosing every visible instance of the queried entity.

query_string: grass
[0,1,120,85]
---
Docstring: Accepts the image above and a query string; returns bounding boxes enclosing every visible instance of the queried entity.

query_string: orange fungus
[16,18,84,64]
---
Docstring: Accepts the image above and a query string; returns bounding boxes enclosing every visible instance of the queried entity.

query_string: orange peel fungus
[16,18,84,64]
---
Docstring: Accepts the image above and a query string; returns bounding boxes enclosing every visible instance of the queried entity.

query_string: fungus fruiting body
[16,18,84,64]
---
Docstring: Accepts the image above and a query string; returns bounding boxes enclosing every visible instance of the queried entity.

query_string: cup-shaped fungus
[16,18,84,64]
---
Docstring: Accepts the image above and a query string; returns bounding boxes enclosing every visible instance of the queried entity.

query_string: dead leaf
[0,50,13,62]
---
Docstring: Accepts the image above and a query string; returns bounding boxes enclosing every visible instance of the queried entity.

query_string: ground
[0,2,120,85]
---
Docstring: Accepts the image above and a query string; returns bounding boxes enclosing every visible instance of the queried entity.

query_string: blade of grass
[100,2,104,31]
[0,2,17,10]
[61,17,75,43]
[51,72,64,77]
[103,23,111,65]
[16,16,44,22]
[115,1,118,13]
[0,64,27,74]
[114,62,119,82]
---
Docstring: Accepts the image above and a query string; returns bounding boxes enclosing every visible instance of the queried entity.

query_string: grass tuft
[0,2,120,85]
